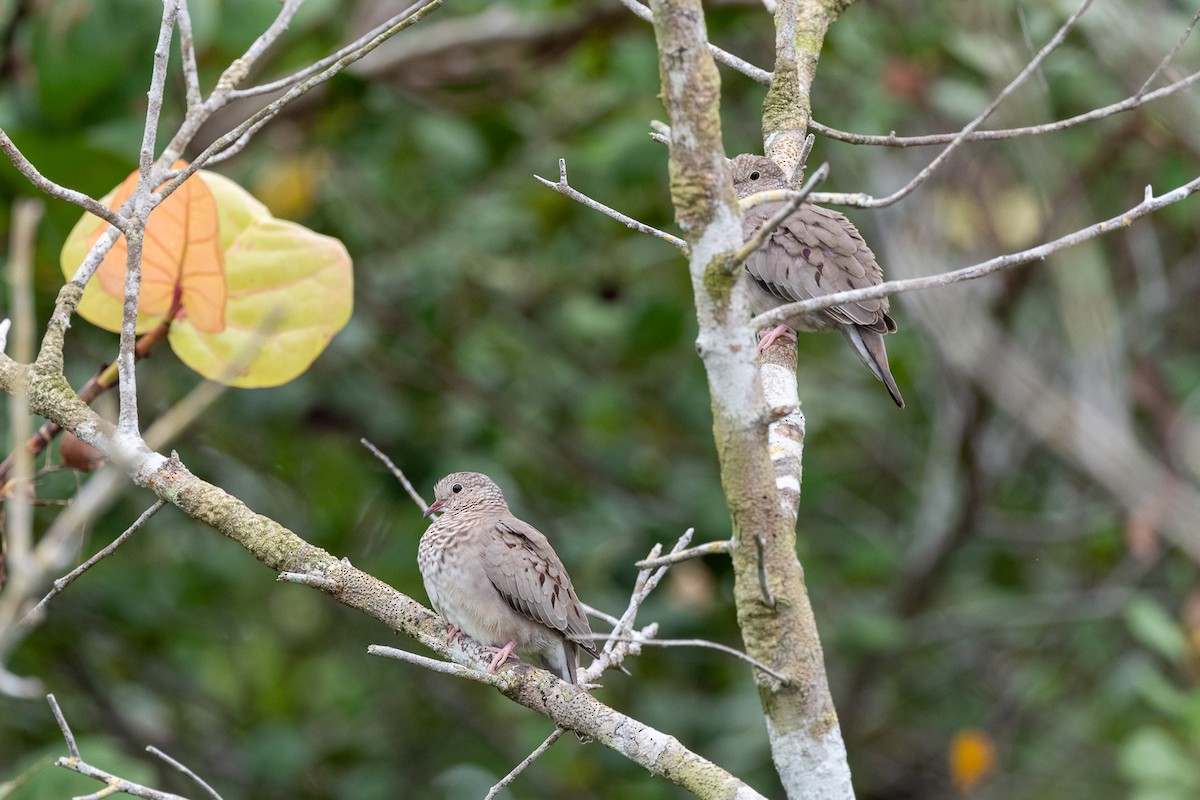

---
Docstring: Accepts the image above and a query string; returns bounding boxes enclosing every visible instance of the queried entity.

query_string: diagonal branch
[807,0,1093,208]
[753,175,1200,328]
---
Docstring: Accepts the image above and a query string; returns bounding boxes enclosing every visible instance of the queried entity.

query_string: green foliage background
[2,0,1200,798]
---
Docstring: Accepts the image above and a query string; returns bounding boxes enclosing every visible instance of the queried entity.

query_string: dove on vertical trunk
[731,153,905,408]
[417,471,599,684]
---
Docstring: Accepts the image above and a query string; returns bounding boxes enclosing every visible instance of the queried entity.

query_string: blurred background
[2,0,1199,798]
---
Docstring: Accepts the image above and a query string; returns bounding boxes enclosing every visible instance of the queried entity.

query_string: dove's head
[424,471,508,518]
[729,154,789,198]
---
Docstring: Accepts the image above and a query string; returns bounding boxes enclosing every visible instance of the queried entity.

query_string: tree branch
[535,158,688,251]
[753,174,1200,327]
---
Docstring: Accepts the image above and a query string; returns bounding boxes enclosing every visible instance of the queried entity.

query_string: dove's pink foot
[757,325,797,353]
[482,641,521,673]
[446,626,465,646]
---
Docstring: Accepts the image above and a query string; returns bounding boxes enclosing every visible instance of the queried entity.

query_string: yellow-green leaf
[60,163,226,334]
[165,171,352,388]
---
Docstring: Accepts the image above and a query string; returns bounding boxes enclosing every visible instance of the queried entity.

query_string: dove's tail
[841,325,905,408]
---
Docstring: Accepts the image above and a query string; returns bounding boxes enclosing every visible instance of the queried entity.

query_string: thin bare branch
[176,1,203,108]
[1137,7,1200,97]
[634,538,732,568]
[360,439,430,514]
[614,0,771,83]
[484,727,566,800]
[231,0,436,99]
[592,634,791,684]
[0,130,126,229]
[47,694,80,759]
[146,746,225,800]
[582,528,695,682]
[807,0,1094,208]
[368,643,505,685]
[159,0,444,200]
[277,571,340,592]
[535,158,688,251]
[734,162,829,266]
[753,534,775,608]
[213,0,305,94]
[20,500,167,629]
[810,67,1200,149]
[1014,0,1050,94]
[753,173,1200,327]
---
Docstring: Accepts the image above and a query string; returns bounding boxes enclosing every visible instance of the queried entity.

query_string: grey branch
[0,130,126,229]
[21,500,168,629]
[369,644,507,685]
[484,727,566,800]
[535,158,688,251]
[614,0,771,83]
[1136,6,1200,98]
[146,747,225,800]
[634,538,732,568]
[360,438,430,515]
[230,0,439,99]
[592,634,791,685]
[48,694,197,800]
[734,162,829,267]
[753,173,1200,328]
[808,0,1093,208]
[810,67,1200,148]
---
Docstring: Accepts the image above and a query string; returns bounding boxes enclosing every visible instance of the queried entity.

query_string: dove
[731,153,905,408]
[416,471,599,684]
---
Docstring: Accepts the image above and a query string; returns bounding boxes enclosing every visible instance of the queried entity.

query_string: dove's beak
[423,499,444,518]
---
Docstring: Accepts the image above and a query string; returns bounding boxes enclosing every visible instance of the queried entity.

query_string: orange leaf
[84,161,226,333]
[950,729,996,795]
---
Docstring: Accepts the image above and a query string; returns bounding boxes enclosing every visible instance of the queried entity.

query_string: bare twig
[1014,0,1050,94]
[47,693,80,759]
[634,538,732,568]
[146,746,225,800]
[582,528,695,682]
[0,131,127,229]
[806,0,1094,209]
[20,500,167,628]
[535,158,688,251]
[590,634,791,684]
[158,0,444,202]
[230,0,437,99]
[360,439,430,514]
[211,0,305,96]
[614,0,771,83]
[277,571,340,592]
[734,162,829,266]
[1136,7,1200,97]
[483,727,566,800]
[368,643,505,685]
[754,174,1200,327]
[810,35,1200,150]
[176,1,203,108]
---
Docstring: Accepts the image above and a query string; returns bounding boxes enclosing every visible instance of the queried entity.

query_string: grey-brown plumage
[731,153,905,408]
[417,471,598,683]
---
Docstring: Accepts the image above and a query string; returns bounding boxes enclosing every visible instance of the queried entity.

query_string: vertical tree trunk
[649,0,855,796]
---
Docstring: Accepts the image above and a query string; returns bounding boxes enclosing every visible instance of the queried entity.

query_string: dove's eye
[451,483,463,493]
[749,170,761,180]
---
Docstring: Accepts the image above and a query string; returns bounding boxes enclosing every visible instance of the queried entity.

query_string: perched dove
[417,471,599,684]
[731,153,905,408]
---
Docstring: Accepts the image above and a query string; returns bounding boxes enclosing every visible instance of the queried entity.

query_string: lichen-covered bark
[0,350,766,800]
[762,0,857,177]
[650,0,855,797]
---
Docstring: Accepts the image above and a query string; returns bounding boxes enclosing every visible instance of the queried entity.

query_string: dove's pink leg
[757,325,797,353]
[482,641,521,672]
[446,626,464,646]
